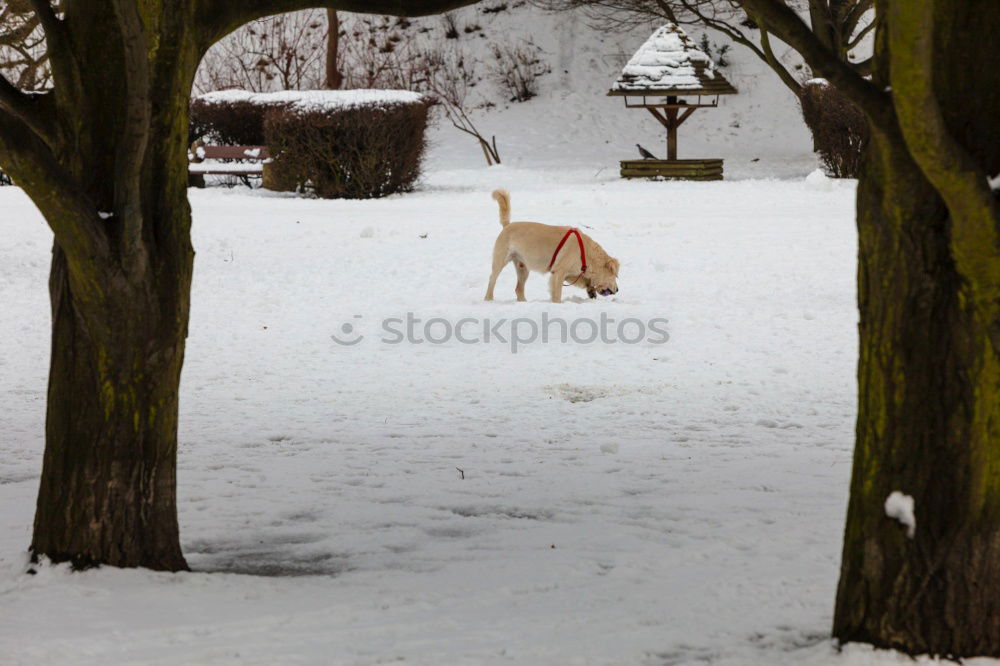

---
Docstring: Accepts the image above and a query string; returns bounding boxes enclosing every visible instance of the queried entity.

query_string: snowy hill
[410,4,817,176]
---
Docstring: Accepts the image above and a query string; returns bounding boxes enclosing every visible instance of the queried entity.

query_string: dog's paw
[587,288,597,299]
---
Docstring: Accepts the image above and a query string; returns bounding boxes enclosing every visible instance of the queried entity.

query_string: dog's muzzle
[600,288,614,296]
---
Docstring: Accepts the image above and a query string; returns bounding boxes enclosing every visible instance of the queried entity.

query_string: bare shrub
[442,12,459,39]
[423,46,501,164]
[698,33,731,69]
[264,97,431,198]
[799,79,868,178]
[489,41,549,102]
[194,10,327,94]
[338,16,429,90]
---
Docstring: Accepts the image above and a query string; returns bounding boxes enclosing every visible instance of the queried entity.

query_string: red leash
[547,228,587,285]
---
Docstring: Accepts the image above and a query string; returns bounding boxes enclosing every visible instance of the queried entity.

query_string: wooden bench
[188,144,271,187]
[619,158,723,181]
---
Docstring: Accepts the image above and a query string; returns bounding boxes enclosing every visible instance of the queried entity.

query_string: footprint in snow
[547,383,610,403]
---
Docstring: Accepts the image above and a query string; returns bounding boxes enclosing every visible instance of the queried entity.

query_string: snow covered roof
[608,24,737,96]
[195,89,426,113]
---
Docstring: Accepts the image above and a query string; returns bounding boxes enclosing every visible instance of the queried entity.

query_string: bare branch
[669,0,801,95]
[752,18,803,95]
[196,0,480,51]
[0,6,51,93]
[842,0,873,38]
[26,0,83,111]
[651,0,679,24]
[845,14,875,50]
[0,8,40,45]
[738,0,892,131]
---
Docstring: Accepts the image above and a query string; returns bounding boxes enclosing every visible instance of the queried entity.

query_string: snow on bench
[188,145,271,177]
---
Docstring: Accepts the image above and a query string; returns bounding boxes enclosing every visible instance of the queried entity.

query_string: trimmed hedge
[190,96,267,145]
[190,90,429,198]
[799,79,868,179]
[264,95,429,199]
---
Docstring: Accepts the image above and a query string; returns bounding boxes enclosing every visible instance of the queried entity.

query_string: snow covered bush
[799,79,868,179]
[263,90,430,198]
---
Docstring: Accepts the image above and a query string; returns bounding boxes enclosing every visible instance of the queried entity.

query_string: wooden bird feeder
[608,23,737,180]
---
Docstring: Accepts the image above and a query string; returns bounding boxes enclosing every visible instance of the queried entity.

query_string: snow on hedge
[196,89,426,113]
[611,24,717,92]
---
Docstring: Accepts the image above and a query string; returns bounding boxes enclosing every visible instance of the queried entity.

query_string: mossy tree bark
[0,0,475,572]
[833,0,1000,655]
[740,0,999,657]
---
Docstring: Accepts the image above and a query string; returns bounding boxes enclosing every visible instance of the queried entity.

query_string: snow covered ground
[1,7,989,663]
[3,162,972,666]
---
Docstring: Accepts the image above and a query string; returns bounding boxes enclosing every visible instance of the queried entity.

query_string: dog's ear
[607,258,620,276]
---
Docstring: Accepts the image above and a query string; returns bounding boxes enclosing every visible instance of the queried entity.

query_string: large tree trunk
[832,0,1000,656]
[833,126,1000,657]
[32,244,191,570]
[29,114,196,570]
[25,2,198,571]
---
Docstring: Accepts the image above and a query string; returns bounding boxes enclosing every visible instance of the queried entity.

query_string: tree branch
[27,0,82,110]
[806,0,835,53]
[671,0,802,96]
[842,0,873,39]
[0,7,40,44]
[751,15,803,95]
[738,0,893,132]
[845,16,876,50]
[196,0,481,50]
[0,72,56,141]
[652,0,680,24]
[0,109,109,276]
[27,0,60,37]
[887,0,1000,294]
[109,0,151,274]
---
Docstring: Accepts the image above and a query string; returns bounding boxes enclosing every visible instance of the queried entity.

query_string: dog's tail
[492,189,510,227]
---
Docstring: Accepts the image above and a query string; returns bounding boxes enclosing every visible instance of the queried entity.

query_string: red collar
[547,228,587,274]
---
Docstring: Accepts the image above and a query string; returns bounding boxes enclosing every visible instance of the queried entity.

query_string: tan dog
[484,189,619,303]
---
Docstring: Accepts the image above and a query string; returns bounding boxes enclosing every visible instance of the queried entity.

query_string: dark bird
[636,144,658,160]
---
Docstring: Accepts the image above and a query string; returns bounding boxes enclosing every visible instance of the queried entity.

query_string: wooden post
[643,101,698,162]
[665,95,678,160]
[666,108,678,160]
